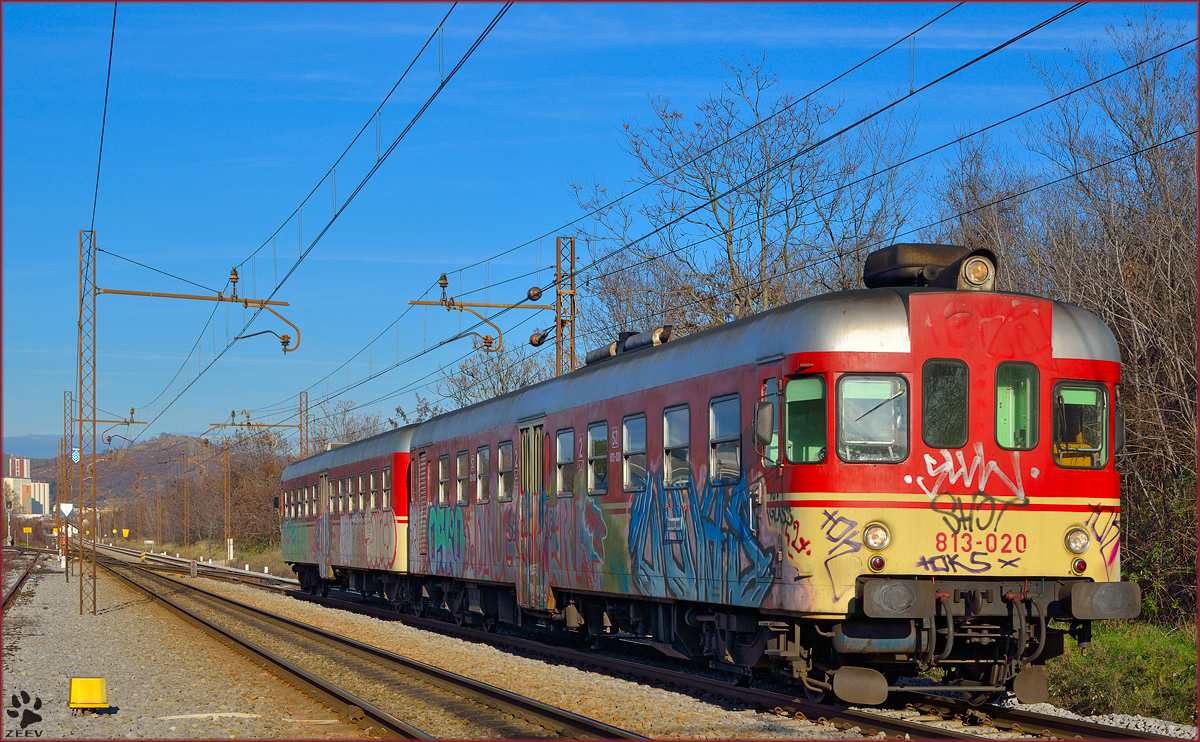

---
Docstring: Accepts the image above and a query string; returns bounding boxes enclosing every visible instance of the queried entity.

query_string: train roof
[410,287,1118,449]
[282,424,415,481]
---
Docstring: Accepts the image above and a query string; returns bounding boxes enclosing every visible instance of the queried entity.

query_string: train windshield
[1052,382,1108,469]
[837,375,909,463]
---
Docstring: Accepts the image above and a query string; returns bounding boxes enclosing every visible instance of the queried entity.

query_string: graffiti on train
[426,504,465,576]
[331,511,398,570]
[628,469,774,607]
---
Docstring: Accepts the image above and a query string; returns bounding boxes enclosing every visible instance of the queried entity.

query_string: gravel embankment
[194,579,865,739]
[122,568,559,739]
[995,698,1198,740]
[898,678,1198,739]
[2,564,367,738]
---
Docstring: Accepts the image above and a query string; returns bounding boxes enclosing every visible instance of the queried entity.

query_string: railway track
[2,546,45,611]
[99,557,642,740]
[285,588,1178,741]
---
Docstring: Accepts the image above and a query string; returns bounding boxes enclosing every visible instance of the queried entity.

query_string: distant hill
[28,433,207,505]
[3,435,59,459]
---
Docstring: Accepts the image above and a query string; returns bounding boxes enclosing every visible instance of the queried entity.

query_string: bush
[1046,620,1196,725]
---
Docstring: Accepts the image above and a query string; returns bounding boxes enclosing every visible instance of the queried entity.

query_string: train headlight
[863,523,890,550]
[1065,528,1090,554]
[962,256,993,287]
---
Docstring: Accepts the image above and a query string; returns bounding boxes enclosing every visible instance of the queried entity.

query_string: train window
[663,406,690,487]
[923,359,969,449]
[587,422,608,495]
[370,470,378,510]
[476,447,490,503]
[337,478,344,513]
[456,452,469,506]
[1052,381,1108,469]
[623,415,647,491]
[785,376,827,463]
[438,455,450,507]
[347,475,356,513]
[556,429,575,496]
[497,441,514,502]
[382,468,391,510]
[359,472,368,511]
[760,379,780,465]
[837,375,909,463]
[709,395,741,482]
[996,363,1039,451]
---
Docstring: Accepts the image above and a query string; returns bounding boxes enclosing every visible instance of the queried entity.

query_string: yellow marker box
[69,678,108,709]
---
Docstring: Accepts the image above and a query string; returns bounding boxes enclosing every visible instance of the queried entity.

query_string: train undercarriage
[292,564,1138,705]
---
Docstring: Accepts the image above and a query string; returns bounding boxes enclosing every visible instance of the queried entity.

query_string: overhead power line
[437,1,1092,304]
[90,1,118,231]
[442,2,967,277]
[249,3,971,417]
[265,6,1148,425]
[299,127,1196,430]
[127,2,512,443]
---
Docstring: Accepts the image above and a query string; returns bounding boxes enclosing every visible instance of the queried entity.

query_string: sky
[3,2,1195,458]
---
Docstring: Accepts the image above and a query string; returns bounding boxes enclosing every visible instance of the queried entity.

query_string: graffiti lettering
[786,521,812,558]
[930,492,1027,534]
[820,510,861,601]
[917,443,1025,500]
[1085,502,1121,578]
[916,551,992,574]
[997,556,1021,569]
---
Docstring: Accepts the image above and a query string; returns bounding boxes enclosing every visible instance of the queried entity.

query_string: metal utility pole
[409,276,553,355]
[173,449,225,549]
[554,236,578,375]
[299,392,310,459]
[77,229,98,616]
[62,390,73,582]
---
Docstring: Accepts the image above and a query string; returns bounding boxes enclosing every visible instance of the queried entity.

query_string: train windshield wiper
[855,388,906,422]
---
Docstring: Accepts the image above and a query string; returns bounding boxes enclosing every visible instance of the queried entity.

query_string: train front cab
[759,258,1139,705]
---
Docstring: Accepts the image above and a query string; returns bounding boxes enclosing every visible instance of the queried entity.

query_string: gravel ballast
[193,579,866,739]
[2,563,367,738]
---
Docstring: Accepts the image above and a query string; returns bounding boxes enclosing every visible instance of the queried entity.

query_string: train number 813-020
[935,532,1027,554]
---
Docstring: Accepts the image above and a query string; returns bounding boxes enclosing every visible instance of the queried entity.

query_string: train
[280,242,1140,706]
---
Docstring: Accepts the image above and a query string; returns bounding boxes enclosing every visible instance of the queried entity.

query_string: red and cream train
[281,243,1139,705]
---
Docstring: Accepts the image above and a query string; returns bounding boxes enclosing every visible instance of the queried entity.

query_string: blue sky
[3,2,1194,456]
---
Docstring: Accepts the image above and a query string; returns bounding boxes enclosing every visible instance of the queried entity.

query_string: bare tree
[572,55,922,340]
[391,393,446,427]
[436,339,553,410]
[308,399,385,451]
[931,9,1196,620]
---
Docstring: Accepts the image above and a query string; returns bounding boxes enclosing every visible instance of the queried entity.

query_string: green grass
[1046,620,1197,726]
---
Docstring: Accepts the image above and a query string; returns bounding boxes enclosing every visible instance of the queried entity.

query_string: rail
[100,557,642,739]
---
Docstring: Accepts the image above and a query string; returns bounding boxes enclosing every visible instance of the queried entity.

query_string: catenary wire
[126,2,461,427]
[234,3,458,272]
[445,1,1090,303]
[134,1,1084,439]
[442,2,966,277]
[292,128,1195,430]
[274,24,1187,427]
[252,3,1083,418]
[90,1,118,231]
[96,248,222,294]
[127,3,512,443]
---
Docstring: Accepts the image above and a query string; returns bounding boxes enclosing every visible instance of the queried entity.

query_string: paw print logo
[7,691,42,729]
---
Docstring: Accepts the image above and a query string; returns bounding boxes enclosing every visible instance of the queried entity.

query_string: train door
[417,451,428,556]
[757,362,786,582]
[318,470,331,579]
[517,421,549,610]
